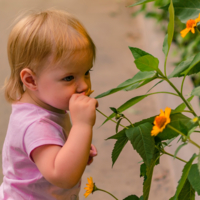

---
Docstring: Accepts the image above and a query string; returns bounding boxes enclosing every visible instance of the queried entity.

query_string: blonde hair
[5,9,96,103]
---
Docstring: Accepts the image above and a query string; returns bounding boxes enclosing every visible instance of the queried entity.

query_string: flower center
[156,116,167,128]
[186,19,196,28]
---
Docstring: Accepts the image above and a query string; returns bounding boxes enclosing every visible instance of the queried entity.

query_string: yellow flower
[85,88,94,96]
[84,177,94,198]
[180,14,200,38]
[151,107,171,136]
[192,117,198,123]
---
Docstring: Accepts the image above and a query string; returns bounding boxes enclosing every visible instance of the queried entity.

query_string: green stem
[96,188,118,200]
[161,77,197,117]
[181,76,186,95]
[123,115,134,128]
[162,149,187,163]
[148,91,179,97]
[168,125,200,149]
[96,109,128,129]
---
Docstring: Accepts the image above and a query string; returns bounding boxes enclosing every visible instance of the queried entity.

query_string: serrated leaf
[181,52,200,76]
[172,0,200,23]
[111,134,128,167]
[123,195,140,200]
[188,164,200,195]
[143,155,158,200]
[140,163,147,183]
[173,154,197,200]
[125,123,155,166]
[129,47,151,59]
[134,55,159,72]
[101,95,148,125]
[156,113,193,141]
[107,128,126,140]
[178,179,195,200]
[128,0,155,7]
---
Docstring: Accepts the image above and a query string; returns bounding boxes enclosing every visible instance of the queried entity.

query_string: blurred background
[1,0,200,199]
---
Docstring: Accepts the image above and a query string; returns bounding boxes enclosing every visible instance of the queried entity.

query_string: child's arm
[31,93,98,189]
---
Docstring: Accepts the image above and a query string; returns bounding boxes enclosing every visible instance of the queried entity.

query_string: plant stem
[123,115,134,128]
[96,109,128,129]
[162,149,187,163]
[168,125,200,149]
[161,77,197,117]
[181,76,186,95]
[96,189,118,200]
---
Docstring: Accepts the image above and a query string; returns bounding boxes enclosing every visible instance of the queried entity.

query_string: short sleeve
[24,118,66,160]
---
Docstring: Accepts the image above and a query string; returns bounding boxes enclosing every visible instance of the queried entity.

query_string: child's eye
[85,69,92,76]
[63,76,74,81]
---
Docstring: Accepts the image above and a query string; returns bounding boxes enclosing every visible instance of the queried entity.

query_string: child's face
[35,50,93,113]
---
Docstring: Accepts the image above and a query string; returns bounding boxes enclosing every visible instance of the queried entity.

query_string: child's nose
[77,80,89,93]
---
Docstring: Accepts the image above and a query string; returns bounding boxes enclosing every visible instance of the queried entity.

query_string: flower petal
[180,28,191,38]
[195,14,200,23]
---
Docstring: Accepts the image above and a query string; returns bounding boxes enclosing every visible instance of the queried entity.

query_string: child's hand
[87,144,98,165]
[69,93,98,127]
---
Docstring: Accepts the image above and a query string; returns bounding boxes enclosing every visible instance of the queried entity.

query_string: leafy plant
[84,0,200,199]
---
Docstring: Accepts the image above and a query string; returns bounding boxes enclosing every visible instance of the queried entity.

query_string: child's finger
[89,144,97,157]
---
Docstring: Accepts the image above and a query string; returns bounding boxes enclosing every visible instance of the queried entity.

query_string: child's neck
[18,91,66,114]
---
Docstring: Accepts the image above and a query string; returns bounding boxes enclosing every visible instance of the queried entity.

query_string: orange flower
[151,107,171,136]
[180,14,200,38]
[85,88,94,96]
[84,177,94,198]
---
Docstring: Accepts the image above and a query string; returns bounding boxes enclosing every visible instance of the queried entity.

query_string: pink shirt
[0,103,81,200]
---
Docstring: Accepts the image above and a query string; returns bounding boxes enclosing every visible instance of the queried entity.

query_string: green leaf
[129,47,151,59]
[178,179,195,200]
[162,34,168,56]
[128,0,156,7]
[172,0,200,23]
[167,0,174,55]
[139,196,143,200]
[191,86,200,96]
[116,118,123,133]
[117,71,157,88]
[110,107,118,113]
[181,53,200,76]
[174,143,187,159]
[123,195,140,200]
[111,131,128,166]
[134,55,159,72]
[173,154,197,200]
[143,155,158,200]
[95,71,156,99]
[125,123,155,166]
[157,113,193,141]
[168,56,195,78]
[102,95,148,125]
[95,85,136,99]
[198,150,200,175]
[188,164,200,195]
[107,128,126,140]
[173,96,194,112]
[140,163,147,183]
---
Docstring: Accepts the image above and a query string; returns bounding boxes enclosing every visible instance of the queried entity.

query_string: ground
[0,0,200,200]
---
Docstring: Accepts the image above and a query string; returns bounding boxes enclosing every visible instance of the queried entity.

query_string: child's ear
[20,68,37,91]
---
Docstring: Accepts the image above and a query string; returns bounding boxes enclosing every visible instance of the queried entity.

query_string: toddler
[0,9,98,200]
